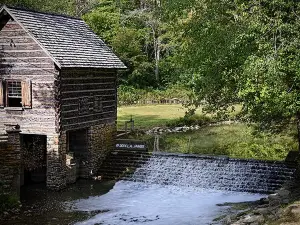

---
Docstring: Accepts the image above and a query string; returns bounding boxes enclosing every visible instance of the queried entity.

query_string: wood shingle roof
[1,5,126,69]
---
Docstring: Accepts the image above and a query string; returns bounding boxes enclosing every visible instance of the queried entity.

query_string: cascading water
[126,153,296,193]
[65,153,296,225]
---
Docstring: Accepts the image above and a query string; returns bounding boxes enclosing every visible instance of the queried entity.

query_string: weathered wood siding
[59,69,117,131]
[0,17,58,135]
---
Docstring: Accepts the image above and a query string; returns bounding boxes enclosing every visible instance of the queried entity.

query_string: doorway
[67,128,88,177]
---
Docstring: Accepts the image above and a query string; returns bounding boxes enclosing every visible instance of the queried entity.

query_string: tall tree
[83,0,182,88]
[1,0,96,16]
[173,0,300,149]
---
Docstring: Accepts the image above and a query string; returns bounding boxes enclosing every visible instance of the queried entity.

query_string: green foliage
[160,124,297,161]
[82,0,185,88]
[166,114,213,127]
[0,182,19,214]
[117,84,192,106]
[0,194,19,213]
[2,0,77,15]
[169,0,300,149]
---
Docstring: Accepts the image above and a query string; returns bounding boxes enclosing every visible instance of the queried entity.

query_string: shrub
[0,182,20,214]
[166,114,214,127]
[0,194,19,213]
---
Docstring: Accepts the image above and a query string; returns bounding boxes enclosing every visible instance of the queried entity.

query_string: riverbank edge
[214,180,300,225]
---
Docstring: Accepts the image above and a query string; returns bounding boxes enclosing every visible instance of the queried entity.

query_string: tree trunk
[154,35,160,82]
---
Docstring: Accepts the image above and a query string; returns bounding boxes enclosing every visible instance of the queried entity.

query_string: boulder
[268,193,281,206]
[277,189,290,203]
[241,215,264,224]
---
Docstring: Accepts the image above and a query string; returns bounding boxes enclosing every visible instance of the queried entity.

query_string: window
[0,79,32,108]
[7,81,22,107]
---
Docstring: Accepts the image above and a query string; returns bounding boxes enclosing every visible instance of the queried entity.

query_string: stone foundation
[45,123,116,188]
[0,123,116,192]
[81,123,116,178]
[0,129,21,197]
[46,133,67,190]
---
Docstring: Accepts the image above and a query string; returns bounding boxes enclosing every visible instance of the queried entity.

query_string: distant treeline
[118,84,192,106]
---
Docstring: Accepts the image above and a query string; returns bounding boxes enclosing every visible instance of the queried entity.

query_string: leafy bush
[0,182,19,214]
[0,194,19,213]
[166,114,214,127]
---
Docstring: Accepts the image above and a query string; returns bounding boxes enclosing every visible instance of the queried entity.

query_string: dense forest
[2,0,300,146]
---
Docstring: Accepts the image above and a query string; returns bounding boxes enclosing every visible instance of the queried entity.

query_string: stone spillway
[126,153,296,193]
[99,151,296,193]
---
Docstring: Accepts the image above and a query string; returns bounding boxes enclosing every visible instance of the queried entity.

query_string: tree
[174,0,300,150]
[83,0,183,88]
[1,0,97,16]
[236,0,300,148]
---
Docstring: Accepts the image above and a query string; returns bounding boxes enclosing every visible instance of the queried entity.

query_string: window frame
[5,79,22,108]
[0,79,32,110]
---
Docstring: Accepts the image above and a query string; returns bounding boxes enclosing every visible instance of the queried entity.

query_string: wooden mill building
[0,5,126,189]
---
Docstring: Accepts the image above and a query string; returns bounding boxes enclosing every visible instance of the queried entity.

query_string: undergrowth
[130,124,297,161]
[0,182,19,214]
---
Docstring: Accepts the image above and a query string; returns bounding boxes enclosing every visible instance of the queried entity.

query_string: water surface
[2,180,264,225]
[67,181,264,225]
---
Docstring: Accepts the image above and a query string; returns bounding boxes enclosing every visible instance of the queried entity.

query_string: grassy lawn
[117,104,203,130]
[117,104,297,161]
[159,124,297,161]
[132,123,297,161]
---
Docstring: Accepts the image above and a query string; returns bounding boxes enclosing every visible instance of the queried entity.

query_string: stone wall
[46,123,116,188]
[79,123,116,178]
[0,130,21,197]
[46,133,67,190]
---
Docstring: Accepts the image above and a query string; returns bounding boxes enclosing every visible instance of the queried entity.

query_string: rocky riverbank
[145,120,238,135]
[215,181,300,225]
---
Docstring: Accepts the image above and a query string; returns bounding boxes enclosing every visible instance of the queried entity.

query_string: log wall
[59,69,117,131]
[0,17,58,135]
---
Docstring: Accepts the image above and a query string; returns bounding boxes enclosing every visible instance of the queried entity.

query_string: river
[3,180,264,225]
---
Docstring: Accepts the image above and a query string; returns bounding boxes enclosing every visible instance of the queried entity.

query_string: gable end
[0,6,61,69]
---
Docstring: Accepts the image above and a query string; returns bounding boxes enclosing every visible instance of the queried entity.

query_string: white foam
[66,181,264,225]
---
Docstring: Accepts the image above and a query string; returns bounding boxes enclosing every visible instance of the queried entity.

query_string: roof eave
[60,65,127,69]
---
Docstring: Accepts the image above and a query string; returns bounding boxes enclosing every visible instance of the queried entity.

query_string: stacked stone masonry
[0,130,21,197]
[85,123,116,178]
[47,133,67,190]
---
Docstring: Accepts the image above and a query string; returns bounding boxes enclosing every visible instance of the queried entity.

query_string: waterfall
[126,153,296,193]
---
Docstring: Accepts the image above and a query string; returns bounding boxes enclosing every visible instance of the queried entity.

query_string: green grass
[117,104,297,161]
[155,124,297,160]
[128,123,297,161]
[117,104,203,130]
